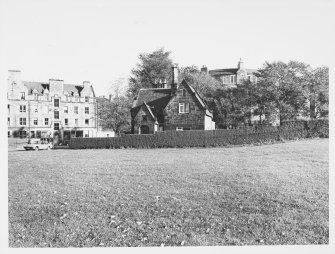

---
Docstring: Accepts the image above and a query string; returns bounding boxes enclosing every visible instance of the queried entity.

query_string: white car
[23,138,53,151]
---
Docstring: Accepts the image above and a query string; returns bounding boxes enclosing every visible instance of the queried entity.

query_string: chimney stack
[171,65,178,85]
[237,58,244,69]
[171,65,179,95]
[200,65,208,73]
[109,94,112,101]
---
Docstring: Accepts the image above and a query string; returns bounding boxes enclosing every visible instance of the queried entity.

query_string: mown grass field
[8,139,329,247]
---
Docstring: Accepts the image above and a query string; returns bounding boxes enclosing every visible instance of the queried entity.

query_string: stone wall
[164,82,205,130]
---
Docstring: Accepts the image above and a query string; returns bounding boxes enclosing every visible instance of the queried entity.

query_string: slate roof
[132,88,172,116]
[131,80,213,118]
[208,68,257,76]
[23,81,49,95]
[23,81,84,96]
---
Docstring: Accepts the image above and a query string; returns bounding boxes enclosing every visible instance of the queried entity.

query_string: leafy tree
[304,66,329,118]
[254,61,310,124]
[128,48,174,98]
[98,78,132,135]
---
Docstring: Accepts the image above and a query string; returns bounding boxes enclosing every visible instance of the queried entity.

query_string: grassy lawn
[8,139,329,247]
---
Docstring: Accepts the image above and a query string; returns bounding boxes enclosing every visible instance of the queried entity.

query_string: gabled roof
[131,80,213,118]
[132,88,172,112]
[143,102,156,120]
[181,80,213,118]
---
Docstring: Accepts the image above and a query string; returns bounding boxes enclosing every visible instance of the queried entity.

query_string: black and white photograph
[1,0,333,253]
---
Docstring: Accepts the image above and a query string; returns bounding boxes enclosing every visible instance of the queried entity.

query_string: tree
[304,66,329,118]
[128,48,174,98]
[254,61,311,124]
[98,78,132,135]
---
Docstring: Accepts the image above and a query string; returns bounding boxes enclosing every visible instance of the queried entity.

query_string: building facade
[131,67,215,134]
[7,70,98,143]
[208,58,257,88]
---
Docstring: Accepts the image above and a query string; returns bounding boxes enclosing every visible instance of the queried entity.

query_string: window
[65,118,68,125]
[34,94,38,100]
[33,119,38,125]
[176,127,183,131]
[179,89,186,97]
[20,105,26,112]
[7,117,10,126]
[75,119,78,126]
[54,98,59,107]
[247,75,251,81]
[30,131,35,138]
[35,107,38,113]
[74,106,78,114]
[85,96,89,103]
[20,92,25,100]
[45,118,49,125]
[45,94,49,101]
[54,123,59,130]
[54,111,59,119]
[8,104,10,112]
[75,96,79,102]
[64,106,68,113]
[230,75,236,83]
[179,103,190,113]
[85,119,89,125]
[19,117,26,125]
[85,107,89,114]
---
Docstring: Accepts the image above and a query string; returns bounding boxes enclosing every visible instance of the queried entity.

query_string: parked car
[23,138,53,151]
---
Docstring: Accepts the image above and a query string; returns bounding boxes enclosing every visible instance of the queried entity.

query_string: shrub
[69,119,328,149]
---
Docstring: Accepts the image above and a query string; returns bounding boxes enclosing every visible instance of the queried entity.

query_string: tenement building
[7,70,98,143]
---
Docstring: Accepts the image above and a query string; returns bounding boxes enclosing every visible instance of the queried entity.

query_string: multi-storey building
[7,70,98,143]
[208,58,257,88]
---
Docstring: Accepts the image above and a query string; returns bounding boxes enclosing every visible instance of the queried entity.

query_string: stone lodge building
[131,66,215,134]
[7,70,98,143]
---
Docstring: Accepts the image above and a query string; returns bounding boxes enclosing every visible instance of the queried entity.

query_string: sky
[0,0,334,96]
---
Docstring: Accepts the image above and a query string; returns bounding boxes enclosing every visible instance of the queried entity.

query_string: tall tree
[128,48,174,98]
[98,78,132,135]
[254,61,310,124]
[304,66,329,118]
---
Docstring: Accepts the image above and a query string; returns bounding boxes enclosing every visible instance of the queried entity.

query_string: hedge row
[69,119,328,149]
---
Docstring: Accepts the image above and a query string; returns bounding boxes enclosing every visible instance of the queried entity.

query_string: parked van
[23,138,53,151]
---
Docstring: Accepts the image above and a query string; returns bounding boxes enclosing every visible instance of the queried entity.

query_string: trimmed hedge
[69,119,328,149]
